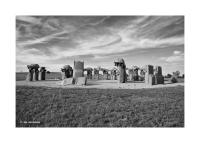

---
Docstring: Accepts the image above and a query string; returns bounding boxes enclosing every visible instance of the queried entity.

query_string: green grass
[16,86,184,127]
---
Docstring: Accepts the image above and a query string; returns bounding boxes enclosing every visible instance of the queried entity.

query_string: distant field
[16,72,104,81]
[16,86,184,127]
[16,72,62,81]
[16,72,184,83]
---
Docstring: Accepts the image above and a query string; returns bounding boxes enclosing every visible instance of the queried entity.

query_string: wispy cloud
[17,31,69,47]
[160,50,184,62]
[173,50,182,55]
[16,16,184,72]
[16,16,42,25]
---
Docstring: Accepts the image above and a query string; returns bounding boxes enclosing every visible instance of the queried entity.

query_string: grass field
[16,86,184,127]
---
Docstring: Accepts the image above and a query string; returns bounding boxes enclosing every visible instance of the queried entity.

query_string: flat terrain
[16,72,184,89]
[16,79,184,89]
[16,86,184,127]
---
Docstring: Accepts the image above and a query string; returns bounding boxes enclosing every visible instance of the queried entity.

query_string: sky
[16,16,184,75]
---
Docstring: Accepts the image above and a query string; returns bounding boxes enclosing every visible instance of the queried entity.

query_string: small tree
[173,71,180,77]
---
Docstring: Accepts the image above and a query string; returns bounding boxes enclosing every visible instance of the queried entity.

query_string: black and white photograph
[16,16,184,127]
[2,0,200,142]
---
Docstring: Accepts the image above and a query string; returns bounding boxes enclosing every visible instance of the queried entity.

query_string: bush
[167,74,172,78]
[171,77,177,83]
